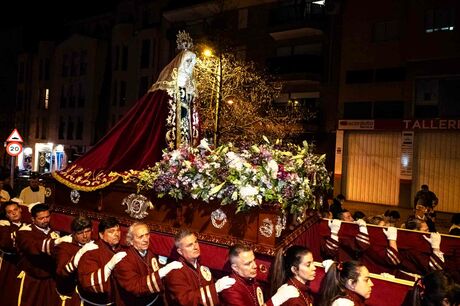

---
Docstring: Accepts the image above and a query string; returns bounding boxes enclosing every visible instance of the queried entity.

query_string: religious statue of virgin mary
[149,31,199,149]
[53,31,200,191]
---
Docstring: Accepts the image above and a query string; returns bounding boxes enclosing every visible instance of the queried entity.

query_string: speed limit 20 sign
[6,142,23,156]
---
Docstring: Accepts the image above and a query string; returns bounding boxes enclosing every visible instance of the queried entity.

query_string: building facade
[14,0,338,175]
[334,0,460,212]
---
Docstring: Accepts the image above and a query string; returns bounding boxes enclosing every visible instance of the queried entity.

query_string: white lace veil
[148,50,196,96]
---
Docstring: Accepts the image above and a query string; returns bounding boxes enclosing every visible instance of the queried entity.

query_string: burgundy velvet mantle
[53,90,170,191]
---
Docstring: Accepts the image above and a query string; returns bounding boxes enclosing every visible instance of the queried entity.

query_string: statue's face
[179,51,196,76]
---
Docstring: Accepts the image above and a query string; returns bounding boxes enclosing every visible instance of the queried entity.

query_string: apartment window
[344,101,372,119]
[415,79,438,117]
[67,117,74,140]
[71,52,79,76]
[238,9,248,29]
[41,118,47,139]
[346,69,373,84]
[415,78,460,117]
[140,39,150,69]
[276,46,292,57]
[43,88,49,110]
[425,8,455,33]
[60,85,67,108]
[374,101,404,119]
[276,43,322,57]
[138,76,150,98]
[121,46,128,71]
[293,43,322,55]
[38,89,44,110]
[375,67,405,82]
[58,117,65,139]
[76,117,83,140]
[68,84,75,108]
[119,80,127,106]
[373,20,399,42]
[78,83,85,107]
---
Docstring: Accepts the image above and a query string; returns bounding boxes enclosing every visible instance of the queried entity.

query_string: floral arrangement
[134,137,331,214]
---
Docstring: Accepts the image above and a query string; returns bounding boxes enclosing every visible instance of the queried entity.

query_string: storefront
[334,119,460,212]
[17,143,67,174]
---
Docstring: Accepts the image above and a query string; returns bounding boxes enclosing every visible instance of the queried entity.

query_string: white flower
[170,150,181,161]
[226,152,244,170]
[198,138,212,151]
[267,159,279,179]
[239,185,258,198]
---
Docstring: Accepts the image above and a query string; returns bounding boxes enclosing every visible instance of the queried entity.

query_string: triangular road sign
[6,129,23,143]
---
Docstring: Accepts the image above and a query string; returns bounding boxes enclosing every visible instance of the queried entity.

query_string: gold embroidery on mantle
[52,165,119,192]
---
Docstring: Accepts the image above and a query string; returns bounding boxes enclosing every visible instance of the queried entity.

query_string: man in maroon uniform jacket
[397,231,445,280]
[361,226,401,275]
[0,201,25,306]
[77,217,126,306]
[54,216,97,306]
[219,244,299,306]
[114,222,183,306]
[15,203,73,306]
[164,229,236,306]
[320,218,370,262]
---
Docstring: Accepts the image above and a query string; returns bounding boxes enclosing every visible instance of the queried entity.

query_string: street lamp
[203,48,213,57]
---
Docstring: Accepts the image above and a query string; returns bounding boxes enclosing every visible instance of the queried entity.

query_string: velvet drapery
[53,90,170,191]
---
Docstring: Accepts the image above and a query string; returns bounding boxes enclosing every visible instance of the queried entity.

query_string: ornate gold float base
[46,177,319,256]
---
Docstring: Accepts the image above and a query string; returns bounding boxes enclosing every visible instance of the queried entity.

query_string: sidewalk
[343,201,453,234]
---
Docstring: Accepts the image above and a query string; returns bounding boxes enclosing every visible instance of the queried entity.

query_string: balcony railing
[266,54,322,75]
[268,3,325,28]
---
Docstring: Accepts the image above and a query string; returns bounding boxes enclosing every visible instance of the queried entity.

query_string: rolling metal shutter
[412,132,460,213]
[343,131,400,205]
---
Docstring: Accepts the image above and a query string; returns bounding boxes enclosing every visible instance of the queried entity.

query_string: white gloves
[424,233,444,263]
[73,241,99,267]
[55,234,73,245]
[271,284,300,306]
[383,227,398,241]
[215,276,236,293]
[423,232,441,250]
[322,259,335,273]
[18,224,32,231]
[104,251,127,281]
[0,220,10,226]
[355,219,368,235]
[328,219,341,242]
[158,261,183,278]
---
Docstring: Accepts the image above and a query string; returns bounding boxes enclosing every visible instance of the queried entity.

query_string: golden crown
[176,31,193,50]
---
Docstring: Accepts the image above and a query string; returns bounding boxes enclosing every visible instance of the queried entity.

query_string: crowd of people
[0,172,459,305]
[322,185,459,236]
[0,198,459,306]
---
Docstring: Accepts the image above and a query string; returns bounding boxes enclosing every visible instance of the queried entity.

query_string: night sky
[0,1,118,47]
